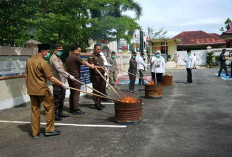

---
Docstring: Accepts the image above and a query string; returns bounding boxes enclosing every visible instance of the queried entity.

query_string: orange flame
[147,81,155,85]
[118,96,140,103]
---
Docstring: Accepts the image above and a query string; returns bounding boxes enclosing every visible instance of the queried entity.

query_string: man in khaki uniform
[88,43,105,110]
[25,44,69,139]
[109,51,118,85]
[66,44,95,115]
[50,44,75,121]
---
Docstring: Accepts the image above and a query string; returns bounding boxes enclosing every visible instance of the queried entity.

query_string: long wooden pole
[140,69,151,83]
[154,72,157,85]
[72,78,112,100]
[69,87,117,101]
[95,68,122,99]
[110,65,150,82]
[103,68,124,97]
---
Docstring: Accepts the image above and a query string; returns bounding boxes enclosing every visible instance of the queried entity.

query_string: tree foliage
[219,18,231,32]
[0,0,141,51]
[147,27,168,39]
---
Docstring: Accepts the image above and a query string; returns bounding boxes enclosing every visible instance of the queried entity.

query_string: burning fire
[146,81,155,85]
[118,96,140,103]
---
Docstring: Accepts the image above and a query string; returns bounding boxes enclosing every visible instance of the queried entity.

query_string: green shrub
[215,56,220,62]
[206,52,214,67]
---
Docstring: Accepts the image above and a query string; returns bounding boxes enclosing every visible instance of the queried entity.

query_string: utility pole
[140,30,144,54]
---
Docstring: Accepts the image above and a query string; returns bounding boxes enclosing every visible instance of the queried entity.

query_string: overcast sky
[125,0,232,38]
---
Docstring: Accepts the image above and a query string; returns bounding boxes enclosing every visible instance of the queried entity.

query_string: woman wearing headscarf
[150,50,166,83]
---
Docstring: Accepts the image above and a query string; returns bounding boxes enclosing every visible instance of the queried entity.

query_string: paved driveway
[0,68,231,157]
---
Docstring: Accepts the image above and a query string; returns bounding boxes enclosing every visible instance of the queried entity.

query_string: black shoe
[218,74,220,77]
[60,113,69,118]
[44,130,61,137]
[226,74,229,76]
[55,115,62,121]
[99,104,105,108]
[70,109,85,115]
[95,104,103,110]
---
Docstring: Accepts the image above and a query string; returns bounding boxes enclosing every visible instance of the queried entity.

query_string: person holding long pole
[88,44,106,110]
[151,50,166,84]
[137,53,146,85]
[66,44,95,115]
[25,44,69,139]
[128,51,137,93]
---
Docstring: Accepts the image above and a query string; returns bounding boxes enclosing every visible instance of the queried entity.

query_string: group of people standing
[128,50,166,92]
[25,43,118,139]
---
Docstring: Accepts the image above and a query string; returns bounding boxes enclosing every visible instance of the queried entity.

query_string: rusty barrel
[161,75,173,86]
[114,99,142,124]
[145,84,162,98]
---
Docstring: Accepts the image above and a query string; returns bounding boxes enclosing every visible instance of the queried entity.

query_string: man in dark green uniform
[128,51,137,93]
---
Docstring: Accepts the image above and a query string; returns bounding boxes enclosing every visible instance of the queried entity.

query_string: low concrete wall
[0,77,29,110]
[177,48,232,66]
[0,76,92,110]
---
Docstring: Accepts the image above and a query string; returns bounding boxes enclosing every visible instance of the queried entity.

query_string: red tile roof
[172,31,226,45]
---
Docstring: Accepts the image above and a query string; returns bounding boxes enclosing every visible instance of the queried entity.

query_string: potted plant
[206,52,214,67]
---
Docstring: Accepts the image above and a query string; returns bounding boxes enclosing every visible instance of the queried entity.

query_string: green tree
[219,18,231,32]
[0,0,38,46]
[89,0,142,48]
[0,0,142,53]
[147,27,168,39]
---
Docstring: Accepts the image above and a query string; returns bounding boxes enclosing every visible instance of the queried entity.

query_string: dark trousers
[68,79,81,111]
[129,74,136,91]
[156,73,163,83]
[92,75,105,105]
[151,72,155,82]
[151,72,163,83]
[52,84,66,115]
[138,70,145,85]
[218,62,228,76]
[186,68,192,83]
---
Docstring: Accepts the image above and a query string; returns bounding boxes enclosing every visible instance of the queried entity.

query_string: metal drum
[145,84,162,98]
[114,99,142,124]
[161,75,173,86]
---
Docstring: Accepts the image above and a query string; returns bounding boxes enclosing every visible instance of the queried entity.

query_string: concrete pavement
[0,68,231,157]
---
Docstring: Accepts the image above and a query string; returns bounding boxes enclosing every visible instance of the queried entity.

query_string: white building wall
[177,48,232,66]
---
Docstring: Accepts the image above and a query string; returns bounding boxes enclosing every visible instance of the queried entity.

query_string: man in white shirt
[185,50,194,84]
[150,50,166,83]
[137,53,146,85]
